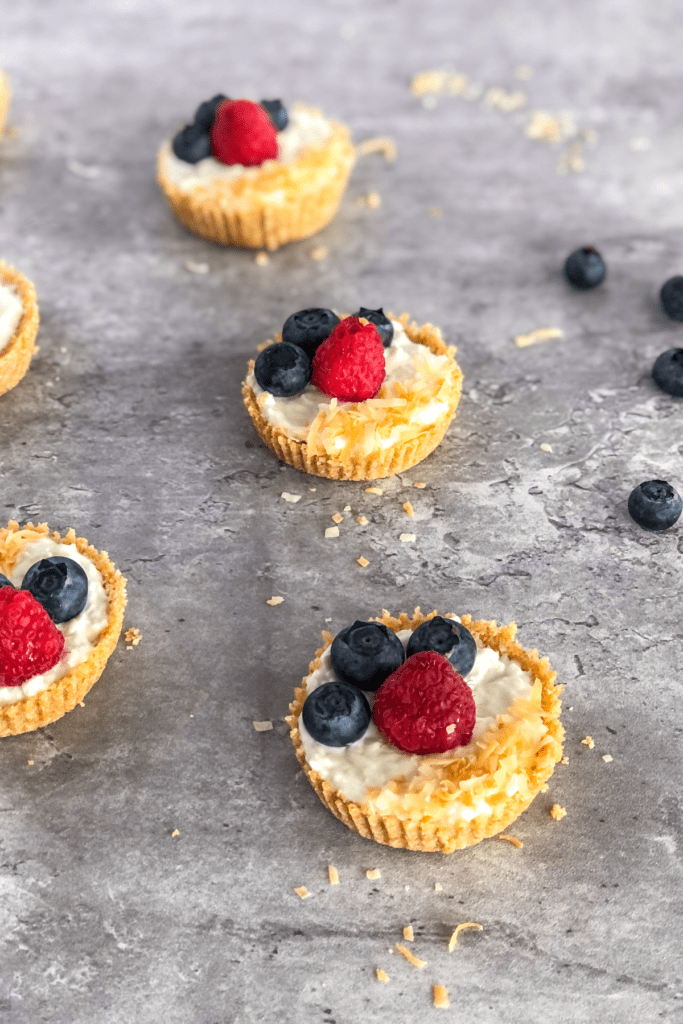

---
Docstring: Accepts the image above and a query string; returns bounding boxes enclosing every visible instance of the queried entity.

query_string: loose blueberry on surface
[406,616,477,677]
[660,277,683,322]
[0,573,13,589]
[22,557,88,624]
[652,348,683,397]
[281,308,341,361]
[330,621,405,692]
[194,94,228,131]
[254,341,312,397]
[172,123,212,164]
[627,480,682,532]
[350,307,394,347]
[564,247,606,290]
[302,680,372,747]
[260,99,288,132]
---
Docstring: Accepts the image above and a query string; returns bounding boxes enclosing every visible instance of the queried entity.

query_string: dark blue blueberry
[302,680,371,746]
[0,573,13,589]
[281,308,340,361]
[564,247,606,290]
[350,307,394,347]
[22,557,88,623]
[260,99,288,132]
[172,123,212,164]
[330,621,405,692]
[406,616,477,677]
[194,94,228,131]
[660,277,683,322]
[254,341,312,397]
[652,348,683,397]
[628,479,682,532]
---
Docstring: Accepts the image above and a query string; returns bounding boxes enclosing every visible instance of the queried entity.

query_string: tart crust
[287,608,564,853]
[0,70,10,137]
[0,262,39,397]
[157,118,356,251]
[243,315,463,480]
[0,522,127,737]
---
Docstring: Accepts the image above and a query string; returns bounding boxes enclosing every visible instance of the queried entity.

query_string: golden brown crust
[0,522,127,736]
[0,262,39,397]
[157,119,356,251]
[287,608,564,853]
[243,315,464,481]
[0,70,10,138]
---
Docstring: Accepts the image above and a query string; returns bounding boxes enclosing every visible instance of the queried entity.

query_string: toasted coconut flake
[366,486,383,495]
[403,501,415,517]
[328,864,340,885]
[514,327,563,348]
[355,136,397,162]
[434,882,443,891]
[356,515,369,525]
[560,756,569,764]
[413,481,426,488]
[498,834,523,848]
[448,922,483,952]
[295,886,312,899]
[540,443,553,453]
[395,944,427,969]
[325,526,340,539]
[376,968,390,984]
[433,985,450,1009]
[266,596,284,606]
[124,627,141,646]
[602,754,613,763]
[403,925,414,941]
[253,720,273,732]
[366,868,381,880]
[400,533,416,543]
[550,803,567,820]
[281,492,302,503]
[171,829,180,838]
[332,513,344,524]
[582,735,595,749]
[357,556,369,568]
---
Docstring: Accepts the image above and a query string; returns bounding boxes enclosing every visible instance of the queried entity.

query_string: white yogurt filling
[248,320,452,443]
[0,282,23,356]
[298,621,534,806]
[162,103,333,191]
[0,538,109,706]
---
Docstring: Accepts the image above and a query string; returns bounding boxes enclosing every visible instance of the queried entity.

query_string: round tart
[0,522,127,736]
[0,69,10,137]
[0,262,39,397]
[287,609,564,853]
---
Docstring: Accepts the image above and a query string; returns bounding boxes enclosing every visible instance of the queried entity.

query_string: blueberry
[260,99,288,132]
[281,308,340,361]
[0,573,12,589]
[564,247,606,290]
[302,680,371,746]
[406,616,477,677]
[254,341,312,397]
[660,277,683,322]
[22,557,88,623]
[652,348,683,397]
[172,123,212,164]
[350,307,394,347]
[194,94,228,131]
[628,479,682,532]
[330,621,405,692]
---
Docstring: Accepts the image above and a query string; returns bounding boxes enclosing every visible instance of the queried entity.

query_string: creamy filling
[298,621,534,807]
[248,320,452,443]
[0,538,109,706]
[162,103,332,190]
[0,282,23,356]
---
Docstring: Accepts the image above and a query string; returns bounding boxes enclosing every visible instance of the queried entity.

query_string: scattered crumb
[355,136,397,162]
[514,327,563,348]
[325,617,332,622]
[311,245,328,260]
[525,110,565,144]
[294,886,312,899]
[328,865,340,885]
[433,985,450,1010]
[429,206,442,218]
[366,191,382,209]
[448,923,483,952]
[399,533,416,543]
[309,487,316,492]
[550,804,567,821]
[366,868,381,880]
[60,347,68,354]
[79,701,85,707]
[582,736,595,749]
[185,260,209,274]
[332,513,344,524]
[252,720,273,732]
[484,87,526,112]
[171,829,180,838]
[405,885,410,892]
[27,760,33,766]
[376,968,390,984]
[602,754,613,763]
[124,627,142,646]
[413,481,426,489]
[410,70,469,98]
[445,724,456,735]
[629,136,651,151]
[325,526,340,539]
[540,784,549,793]
[560,756,569,765]
[266,596,284,606]
[498,834,524,848]
[395,944,427,969]
[515,64,533,80]
[403,501,415,517]
[434,882,443,891]
[357,556,370,568]
[281,492,302,503]
[255,252,270,266]
[343,505,351,512]
[365,487,383,495]
[356,515,369,525]
[403,925,414,941]
[540,443,553,453]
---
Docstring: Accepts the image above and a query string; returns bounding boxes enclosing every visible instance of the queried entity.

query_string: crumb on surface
[356,515,369,525]
[295,886,312,899]
[311,245,328,260]
[328,865,340,885]
[266,596,284,606]
[366,868,381,880]
[410,69,469,98]
[357,556,369,568]
[400,533,416,543]
[325,526,340,539]
[550,804,567,821]
[27,760,33,765]
[253,720,273,732]
[514,327,563,348]
[124,627,141,646]
[395,944,427,969]
[434,882,443,891]
[255,252,270,266]
[560,756,569,764]
[413,481,426,488]
[403,501,415,516]
[332,513,344,524]
[365,486,383,495]
[602,754,613,763]
[343,505,351,512]
[484,86,527,112]
[355,136,397,162]
[498,834,524,848]
[540,443,553,453]
[582,736,595,749]
[433,985,450,1009]
[184,260,209,274]
[403,925,414,941]
[281,492,302,503]
[376,968,390,984]
[171,829,179,838]
[448,922,483,952]
[366,191,382,209]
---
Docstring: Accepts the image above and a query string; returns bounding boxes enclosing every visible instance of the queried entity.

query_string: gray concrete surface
[1,2,682,1021]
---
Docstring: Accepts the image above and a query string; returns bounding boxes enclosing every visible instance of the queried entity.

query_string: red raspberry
[210,99,278,167]
[0,588,65,687]
[311,317,386,401]
[372,651,476,755]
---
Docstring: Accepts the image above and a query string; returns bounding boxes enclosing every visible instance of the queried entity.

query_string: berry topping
[22,557,88,624]
[312,317,386,402]
[211,99,278,167]
[282,308,341,361]
[254,341,312,397]
[660,276,683,321]
[373,651,476,755]
[172,122,212,164]
[0,588,65,687]
[406,617,477,677]
[350,307,394,347]
[628,479,682,532]
[564,247,606,290]
[652,348,683,397]
[194,94,228,131]
[260,99,288,132]
[302,680,371,747]
[330,621,405,692]
[0,574,12,589]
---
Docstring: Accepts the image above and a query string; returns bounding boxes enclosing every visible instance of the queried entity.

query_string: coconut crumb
[434,882,443,891]
[355,136,397,162]
[366,868,381,880]
[403,501,415,517]
[413,481,427,489]
[445,724,456,735]
[448,923,483,952]
[295,886,312,899]
[582,736,595,749]
[328,865,340,885]
[356,515,369,525]
[498,834,524,848]
[410,70,469,98]
[27,760,33,765]
[366,487,383,495]
[376,968,390,984]
[365,191,382,209]
[184,260,209,275]
[171,829,180,838]
[266,596,284,607]
[514,327,563,348]
[484,87,527,112]
[433,985,450,1009]
[400,533,416,543]
[311,246,328,261]
[429,206,442,218]
[325,526,340,539]
[403,925,414,941]
[550,804,567,821]
[281,492,302,503]
[395,944,427,969]
[332,513,344,524]
[253,720,273,732]
[540,443,553,453]
[343,505,352,512]
[255,252,270,266]
[357,556,370,568]
[124,627,141,646]
[602,754,613,763]
[560,756,569,765]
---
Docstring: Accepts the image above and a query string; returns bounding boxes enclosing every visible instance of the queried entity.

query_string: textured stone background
[1,1,682,1021]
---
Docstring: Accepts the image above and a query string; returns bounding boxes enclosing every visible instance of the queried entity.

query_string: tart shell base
[0,262,39,397]
[287,609,564,853]
[0,523,127,737]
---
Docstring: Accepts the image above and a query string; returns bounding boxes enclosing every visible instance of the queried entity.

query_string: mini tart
[0,522,127,737]
[157,116,356,251]
[287,609,564,853]
[0,262,39,397]
[0,70,10,137]
[243,314,463,481]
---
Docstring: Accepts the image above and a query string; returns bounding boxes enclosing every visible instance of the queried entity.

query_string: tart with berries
[0,262,39,397]
[157,95,356,250]
[243,308,463,480]
[0,70,10,137]
[0,522,127,736]
[287,609,564,853]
